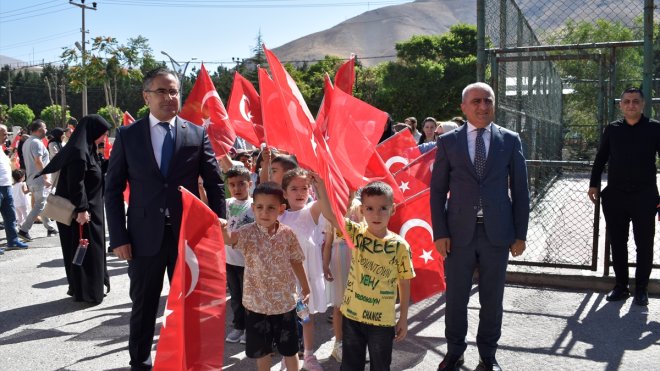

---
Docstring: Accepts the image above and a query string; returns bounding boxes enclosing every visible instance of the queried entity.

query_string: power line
[0,0,58,15]
[0,4,70,23]
[0,30,79,50]
[102,0,407,8]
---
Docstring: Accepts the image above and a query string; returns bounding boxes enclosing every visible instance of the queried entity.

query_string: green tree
[40,105,71,129]
[7,104,35,127]
[136,105,150,119]
[0,104,8,124]
[61,35,154,116]
[548,19,643,144]
[97,105,123,129]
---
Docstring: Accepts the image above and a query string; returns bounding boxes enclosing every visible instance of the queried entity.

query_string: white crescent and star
[160,240,201,329]
[201,90,229,121]
[239,94,253,122]
[385,156,409,171]
[185,241,200,297]
[399,181,410,193]
[399,218,435,265]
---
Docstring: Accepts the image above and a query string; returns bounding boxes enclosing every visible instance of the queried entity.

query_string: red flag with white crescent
[153,187,227,370]
[376,129,422,174]
[180,64,236,157]
[393,147,437,191]
[227,71,264,147]
[388,190,445,302]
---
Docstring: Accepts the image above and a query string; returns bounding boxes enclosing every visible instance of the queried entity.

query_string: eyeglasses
[144,88,179,97]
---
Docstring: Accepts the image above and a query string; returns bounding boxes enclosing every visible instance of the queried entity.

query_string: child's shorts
[245,308,299,358]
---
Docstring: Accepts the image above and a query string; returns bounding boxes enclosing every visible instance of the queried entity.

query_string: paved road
[1,227,659,370]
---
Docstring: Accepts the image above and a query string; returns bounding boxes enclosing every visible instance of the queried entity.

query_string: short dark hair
[272,154,298,172]
[225,166,251,182]
[253,181,286,204]
[360,181,394,203]
[143,67,179,91]
[281,168,308,191]
[28,119,46,133]
[621,87,644,99]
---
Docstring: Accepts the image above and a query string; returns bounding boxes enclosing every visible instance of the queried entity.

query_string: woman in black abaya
[41,115,112,303]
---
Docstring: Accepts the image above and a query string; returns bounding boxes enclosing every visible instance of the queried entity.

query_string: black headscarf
[48,128,66,146]
[41,114,111,176]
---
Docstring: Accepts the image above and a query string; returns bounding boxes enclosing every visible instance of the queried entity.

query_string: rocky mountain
[272,0,476,66]
[272,0,656,67]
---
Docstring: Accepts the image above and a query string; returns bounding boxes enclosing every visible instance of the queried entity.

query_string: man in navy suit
[105,67,226,370]
[431,82,530,371]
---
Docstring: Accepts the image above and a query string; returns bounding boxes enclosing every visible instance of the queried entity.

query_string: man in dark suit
[105,67,226,370]
[431,82,530,371]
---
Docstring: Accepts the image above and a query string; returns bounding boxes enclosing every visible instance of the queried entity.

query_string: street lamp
[160,51,196,109]
[69,0,97,117]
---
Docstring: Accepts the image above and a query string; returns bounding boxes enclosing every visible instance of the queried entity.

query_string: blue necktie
[475,128,486,211]
[159,122,174,177]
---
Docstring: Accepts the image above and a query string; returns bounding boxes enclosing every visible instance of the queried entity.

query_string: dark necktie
[474,128,486,179]
[159,122,174,177]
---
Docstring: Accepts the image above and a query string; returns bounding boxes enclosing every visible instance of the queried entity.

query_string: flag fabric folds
[180,64,236,157]
[324,82,403,202]
[227,71,264,147]
[388,190,445,302]
[153,187,227,370]
[376,129,422,174]
[392,147,437,198]
[334,55,355,94]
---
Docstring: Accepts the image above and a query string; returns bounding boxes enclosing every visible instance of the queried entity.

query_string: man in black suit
[105,67,226,369]
[589,87,659,307]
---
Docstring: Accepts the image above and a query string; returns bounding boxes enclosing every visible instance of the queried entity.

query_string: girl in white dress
[279,168,327,371]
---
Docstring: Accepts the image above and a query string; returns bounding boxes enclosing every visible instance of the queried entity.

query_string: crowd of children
[219,146,416,371]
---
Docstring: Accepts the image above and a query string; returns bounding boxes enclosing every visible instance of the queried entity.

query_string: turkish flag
[324,81,403,202]
[314,74,334,137]
[103,135,112,160]
[388,190,445,302]
[376,129,422,174]
[154,187,227,370]
[180,64,236,157]
[121,111,135,204]
[334,55,355,94]
[262,46,320,172]
[227,71,264,147]
[393,148,436,198]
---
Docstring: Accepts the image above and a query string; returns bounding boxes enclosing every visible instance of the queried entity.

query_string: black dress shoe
[606,285,630,301]
[437,354,464,371]
[478,358,502,371]
[634,289,649,306]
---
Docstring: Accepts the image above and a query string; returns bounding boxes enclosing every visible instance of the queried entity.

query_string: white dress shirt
[466,121,492,164]
[149,114,176,168]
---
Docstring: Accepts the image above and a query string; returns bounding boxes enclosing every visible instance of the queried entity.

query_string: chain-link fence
[481,0,660,272]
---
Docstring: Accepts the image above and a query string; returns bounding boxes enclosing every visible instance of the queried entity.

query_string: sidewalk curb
[507,271,660,295]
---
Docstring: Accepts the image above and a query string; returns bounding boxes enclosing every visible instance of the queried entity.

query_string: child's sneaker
[225,329,244,343]
[331,341,342,363]
[302,354,323,371]
[239,331,246,344]
[365,348,370,362]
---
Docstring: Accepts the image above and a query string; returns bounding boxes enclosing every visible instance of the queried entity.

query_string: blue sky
[0,0,411,73]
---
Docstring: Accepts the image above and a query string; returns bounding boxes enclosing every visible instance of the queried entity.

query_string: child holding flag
[221,182,310,371]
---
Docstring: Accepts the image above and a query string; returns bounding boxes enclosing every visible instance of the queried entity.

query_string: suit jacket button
[159,208,164,213]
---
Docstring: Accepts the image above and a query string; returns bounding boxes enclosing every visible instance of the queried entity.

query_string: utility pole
[69,0,97,117]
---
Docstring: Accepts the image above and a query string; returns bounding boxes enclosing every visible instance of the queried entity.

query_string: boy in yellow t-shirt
[316,179,415,370]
